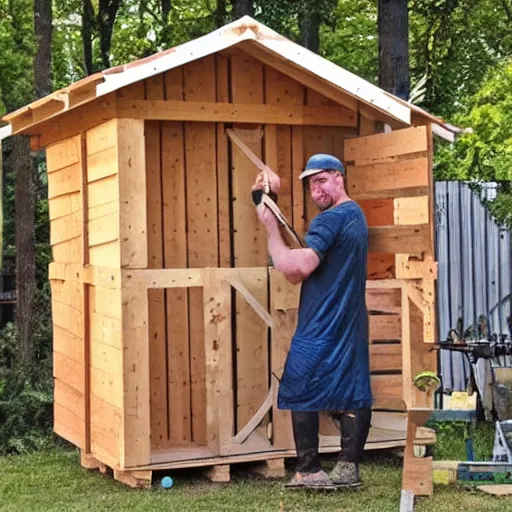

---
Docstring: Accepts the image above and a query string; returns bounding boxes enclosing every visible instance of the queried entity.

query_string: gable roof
[0,16,461,142]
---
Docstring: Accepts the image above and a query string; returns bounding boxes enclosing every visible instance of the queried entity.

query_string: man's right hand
[252,165,280,196]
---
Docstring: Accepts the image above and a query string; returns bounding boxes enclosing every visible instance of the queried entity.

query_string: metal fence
[435,181,512,391]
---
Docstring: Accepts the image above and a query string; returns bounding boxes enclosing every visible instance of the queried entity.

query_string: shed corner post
[203,269,234,455]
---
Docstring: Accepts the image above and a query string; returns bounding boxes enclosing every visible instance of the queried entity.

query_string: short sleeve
[305,210,343,262]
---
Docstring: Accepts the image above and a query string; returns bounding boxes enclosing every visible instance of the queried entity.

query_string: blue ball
[161,476,174,489]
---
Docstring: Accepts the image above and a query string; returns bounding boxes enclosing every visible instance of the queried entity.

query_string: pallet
[80,451,286,488]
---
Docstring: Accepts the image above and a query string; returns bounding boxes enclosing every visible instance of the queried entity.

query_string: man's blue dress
[277,201,372,411]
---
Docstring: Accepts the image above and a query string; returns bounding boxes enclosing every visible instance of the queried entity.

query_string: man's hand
[252,165,280,195]
[256,202,278,231]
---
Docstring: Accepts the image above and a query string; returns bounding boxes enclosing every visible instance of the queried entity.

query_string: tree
[233,0,254,18]
[378,0,409,99]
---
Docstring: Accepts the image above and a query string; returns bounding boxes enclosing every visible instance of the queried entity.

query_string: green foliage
[427,420,495,461]
[0,324,54,455]
[434,60,512,227]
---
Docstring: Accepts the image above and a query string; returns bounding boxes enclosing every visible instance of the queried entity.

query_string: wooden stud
[203,270,233,455]
[183,55,218,445]
[369,225,432,254]
[116,99,358,127]
[216,54,231,268]
[117,119,147,268]
[120,281,150,467]
[80,451,107,473]
[144,72,168,450]
[402,409,433,496]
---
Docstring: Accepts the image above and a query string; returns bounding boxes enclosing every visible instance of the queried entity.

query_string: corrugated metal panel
[435,181,512,392]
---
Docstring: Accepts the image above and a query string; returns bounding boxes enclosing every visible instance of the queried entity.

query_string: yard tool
[413,371,441,399]
[225,128,305,249]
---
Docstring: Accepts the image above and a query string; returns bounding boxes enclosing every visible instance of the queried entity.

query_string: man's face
[308,170,343,211]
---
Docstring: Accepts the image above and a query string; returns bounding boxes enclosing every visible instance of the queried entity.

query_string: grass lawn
[1,448,512,512]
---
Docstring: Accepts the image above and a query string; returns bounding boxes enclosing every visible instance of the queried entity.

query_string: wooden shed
[0,17,455,488]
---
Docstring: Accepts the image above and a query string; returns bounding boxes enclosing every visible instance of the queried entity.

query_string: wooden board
[230,53,270,436]
[183,55,218,445]
[121,282,150,466]
[371,374,404,409]
[348,158,429,200]
[345,126,428,163]
[48,163,81,199]
[144,73,168,451]
[370,344,402,372]
[90,393,122,467]
[370,314,401,341]
[49,191,81,221]
[117,119,147,268]
[46,134,81,173]
[369,225,432,254]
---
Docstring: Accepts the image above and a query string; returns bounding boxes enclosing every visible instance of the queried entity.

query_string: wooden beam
[229,276,274,329]
[116,99,357,127]
[121,268,203,288]
[369,225,431,255]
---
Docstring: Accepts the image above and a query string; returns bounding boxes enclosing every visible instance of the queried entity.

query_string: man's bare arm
[258,204,320,284]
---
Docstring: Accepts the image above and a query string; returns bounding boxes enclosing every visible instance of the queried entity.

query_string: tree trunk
[34,0,53,98]
[299,10,320,53]
[98,0,121,70]
[378,0,409,100]
[13,135,35,366]
[161,0,171,23]
[233,0,254,18]
[215,0,227,27]
[83,0,95,75]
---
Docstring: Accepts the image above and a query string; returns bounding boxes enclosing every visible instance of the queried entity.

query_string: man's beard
[314,197,334,211]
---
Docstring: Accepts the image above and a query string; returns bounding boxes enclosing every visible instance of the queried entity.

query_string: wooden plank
[53,325,83,364]
[145,75,168,450]
[51,279,82,311]
[117,119,147,268]
[50,211,82,246]
[87,174,119,208]
[90,394,122,466]
[88,211,118,247]
[291,126,306,236]
[348,158,429,200]
[367,253,395,279]
[49,192,81,221]
[48,163,81,199]
[359,114,375,136]
[116,99,357,127]
[88,200,118,221]
[371,374,404,409]
[87,146,118,183]
[53,352,84,393]
[52,301,83,339]
[89,241,120,268]
[234,269,269,436]
[89,311,122,349]
[394,196,429,226]
[116,81,145,100]
[270,270,295,450]
[359,199,394,227]
[49,262,121,288]
[367,288,402,314]
[90,367,123,409]
[54,402,84,449]
[370,314,401,341]
[370,344,402,372]
[345,126,428,163]
[161,119,191,446]
[239,41,359,112]
[52,237,82,263]
[89,285,122,320]
[85,118,117,156]
[203,271,233,454]
[90,340,122,376]
[54,378,84,420]
[121,282,150,467]
[29,93,117,148]
[122,268,203,288]
[183,55,217,446]
[369,225,432,254]
[402,287,413,407]
[46,135,81,173]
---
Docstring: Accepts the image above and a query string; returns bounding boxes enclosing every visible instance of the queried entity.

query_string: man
[253,153,372,489]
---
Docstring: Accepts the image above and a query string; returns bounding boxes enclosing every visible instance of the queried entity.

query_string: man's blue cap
[299,153,345,180]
